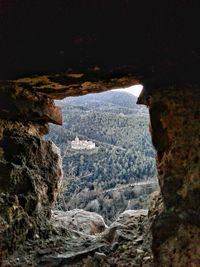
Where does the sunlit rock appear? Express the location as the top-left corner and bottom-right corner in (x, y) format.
(51, 209), (107, 235)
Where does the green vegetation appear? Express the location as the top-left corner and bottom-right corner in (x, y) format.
(46, 91), (158, 223)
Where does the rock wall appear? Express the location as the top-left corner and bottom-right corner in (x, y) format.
(0, 91), (63, 261)
(138, 86), (200, 267)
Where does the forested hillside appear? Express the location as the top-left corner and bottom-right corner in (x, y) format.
(47, 91), (158, 223)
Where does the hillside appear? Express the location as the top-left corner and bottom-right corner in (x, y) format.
(56, 91), (147, 115)
(47, 91), (157, 223)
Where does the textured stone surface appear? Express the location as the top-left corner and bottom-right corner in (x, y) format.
(0, 120), (63, 260)
(2, 209), (152, 267)
(51, 209), (107, 235)
(0, 83), (62, 124)
(139, 86), (200, 267)
(102, 209), (148, 243)
(0, 73), (139, 106)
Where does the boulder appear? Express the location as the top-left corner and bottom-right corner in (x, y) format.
(51, 209), (107, 235)
(102, 209), (148, 243)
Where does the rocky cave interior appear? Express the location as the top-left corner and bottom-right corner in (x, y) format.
(0, 1), (199, 266)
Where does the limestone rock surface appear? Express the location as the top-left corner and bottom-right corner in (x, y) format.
(139, 87), (200, 267)
(51, 209), (107, 235)
(0, 84), (62, 125)
(2, 208), (153, 267)
(102, 209), (148, 243)
(0, 121), (63, 260)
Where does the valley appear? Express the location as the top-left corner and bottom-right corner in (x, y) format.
(46, 91), (158, 223)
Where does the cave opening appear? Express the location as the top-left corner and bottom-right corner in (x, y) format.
(46, 84), (158, 226)
(1, 77), (198, 266)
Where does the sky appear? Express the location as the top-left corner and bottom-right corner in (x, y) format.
(112, 85), (143, 97)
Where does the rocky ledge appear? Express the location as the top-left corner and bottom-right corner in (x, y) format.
(2, 208), (153, 267)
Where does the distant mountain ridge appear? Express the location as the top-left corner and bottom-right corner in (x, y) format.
(56, 91), (147, 115)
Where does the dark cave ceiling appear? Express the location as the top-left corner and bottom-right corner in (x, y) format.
(0, 0), (199, 90)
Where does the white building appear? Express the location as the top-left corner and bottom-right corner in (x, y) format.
(71, 136), (95, 150)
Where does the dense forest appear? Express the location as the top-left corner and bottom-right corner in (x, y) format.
(47, 91), (158, 223)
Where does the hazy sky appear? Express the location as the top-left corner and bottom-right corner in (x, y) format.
(112, 85), (143, 97)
